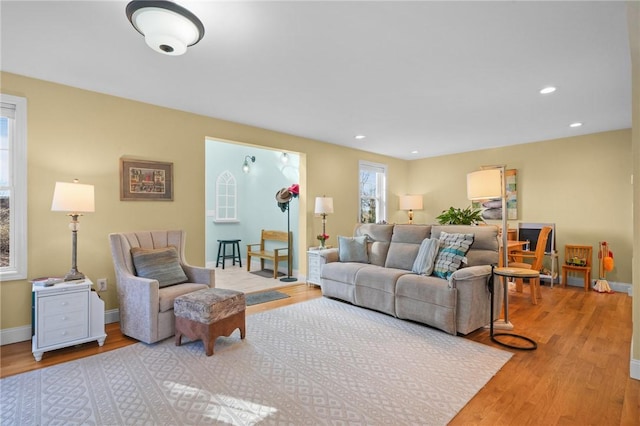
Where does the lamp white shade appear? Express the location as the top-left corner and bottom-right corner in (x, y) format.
(314, 197), (334, 215)
(399, 195), (423, 211)
(466, 169), (502, 200)
(51, 182), (95, 213)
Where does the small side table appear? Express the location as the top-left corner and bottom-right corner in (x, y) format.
(490, 266), (538, 351)
(216, 239), (242, 269)
(32, 279), (107, 361)
(306, 249), (324, 286)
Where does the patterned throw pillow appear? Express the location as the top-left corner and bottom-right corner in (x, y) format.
(432, 232), (474, 279)
(338, 235), (369, 263)
(412, 238), (439, 275)
(131, 246), (189, 287)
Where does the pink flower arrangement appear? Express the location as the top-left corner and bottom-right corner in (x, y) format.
(317, 233), (329, 242)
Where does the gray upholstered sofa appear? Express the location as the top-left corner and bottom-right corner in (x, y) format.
(319, 224), (501, 335)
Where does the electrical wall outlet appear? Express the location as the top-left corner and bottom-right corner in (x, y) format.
(97, 278), (107, 292)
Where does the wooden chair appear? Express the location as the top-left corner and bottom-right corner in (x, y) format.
(507, 226), (552, 304)
(246, 230), (292, 278)
(562, 245), (592, 291)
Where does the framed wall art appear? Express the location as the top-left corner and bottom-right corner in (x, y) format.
(120, 158), (173, 201)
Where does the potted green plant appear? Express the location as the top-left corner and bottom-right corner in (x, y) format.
(436, 206), (485, 225)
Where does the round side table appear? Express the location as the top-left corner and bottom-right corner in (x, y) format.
(490, 266), (538, 351)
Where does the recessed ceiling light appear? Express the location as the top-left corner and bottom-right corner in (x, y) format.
(411, 150), (418, 154)
(355, 135), (366, 140)
(540, 86), (557, 94)
(569, 122), (583, 128)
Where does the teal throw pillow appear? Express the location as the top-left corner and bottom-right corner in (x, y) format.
(131, 246), (189, 287)
(433, 232), (474, 279)
(412, 238), (439, 275)
(338, 235), (369, 263)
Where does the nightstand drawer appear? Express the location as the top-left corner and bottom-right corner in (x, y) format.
(39, 323), (89, 347)
(41, 309), (86, 331)
(40, 292), (88, 317)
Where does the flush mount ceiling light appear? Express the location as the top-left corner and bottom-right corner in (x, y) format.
(355, 135), (366, 140)
(569, 122), (583, 128)
(126, 1), (205, 56)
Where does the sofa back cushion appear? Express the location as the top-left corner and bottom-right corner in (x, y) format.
(385, 224), (432, 270)
(353, 223), (394, 266)
(430, 225), (499, 267)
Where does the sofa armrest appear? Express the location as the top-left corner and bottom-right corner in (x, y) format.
(450, 265), (492, 283)
(182, 264), (215, 288)
(317, 247), (339, 263)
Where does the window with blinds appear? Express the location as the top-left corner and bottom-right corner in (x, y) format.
(359, 160), (387, 224)
(1, 95), (27, 281)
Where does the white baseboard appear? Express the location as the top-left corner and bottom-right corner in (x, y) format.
(561, 277), (632, 295)
(0, 325), (31, 346)
(1, 309), (120, 346)
(631, 338), (640, 380)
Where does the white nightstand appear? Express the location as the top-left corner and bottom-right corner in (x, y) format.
(307, 249), (329, 286)
(31, 278), (106, 361)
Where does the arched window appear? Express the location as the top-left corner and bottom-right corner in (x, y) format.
(215, 171), (237, 222)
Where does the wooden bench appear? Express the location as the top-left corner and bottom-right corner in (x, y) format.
(246, 230), (291, 278)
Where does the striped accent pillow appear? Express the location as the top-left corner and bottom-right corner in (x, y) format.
(131, 246), (189, 287)
(433, 232), (474, 279)
(412, 238), (439, 275)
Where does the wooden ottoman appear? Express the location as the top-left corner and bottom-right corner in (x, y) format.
(174, 288), (246, 356)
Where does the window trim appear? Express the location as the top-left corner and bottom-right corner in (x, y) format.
(0, 94), (27, 281)
(358, 160), (387, 224)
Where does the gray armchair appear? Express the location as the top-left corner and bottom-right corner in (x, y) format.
(109, 230), (215, 344)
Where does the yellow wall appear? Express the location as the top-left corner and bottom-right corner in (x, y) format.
(0, 72), (634, 351)
(0, 72), (408, 330)
(408, 130), (633, 284)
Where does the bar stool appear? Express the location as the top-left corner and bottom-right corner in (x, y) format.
(216, 239), (242, 269)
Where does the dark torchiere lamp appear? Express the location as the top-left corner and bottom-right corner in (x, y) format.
(276, 184), (299, 283)
(51, 180), (95, 281)
(126, 1), (205, 56)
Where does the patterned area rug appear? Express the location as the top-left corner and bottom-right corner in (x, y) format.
(0, 298), (511, 425)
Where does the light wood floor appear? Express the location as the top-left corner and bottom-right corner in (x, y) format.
(1, 278), (638, 425)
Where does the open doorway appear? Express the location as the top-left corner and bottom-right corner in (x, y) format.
(205, 138), (304, 292)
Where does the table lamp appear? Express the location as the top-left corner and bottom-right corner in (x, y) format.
(314, 196), (334, 237)
(51, 180), (95, 281)
(399, 195), (423, 224)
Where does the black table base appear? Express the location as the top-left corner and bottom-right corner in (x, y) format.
(490, 265), (537, 351)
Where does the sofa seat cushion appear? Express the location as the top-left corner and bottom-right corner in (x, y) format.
(395, 274), (457, 334)
(354, 266), (408, 316)
(158, 283), (210, 313)
(321, 261), (370, 284)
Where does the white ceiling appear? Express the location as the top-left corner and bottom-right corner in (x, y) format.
(1, 1), (631, 160)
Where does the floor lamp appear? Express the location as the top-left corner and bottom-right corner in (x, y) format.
(51, 180), (95, 281)
(467, 167), (513, 330)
